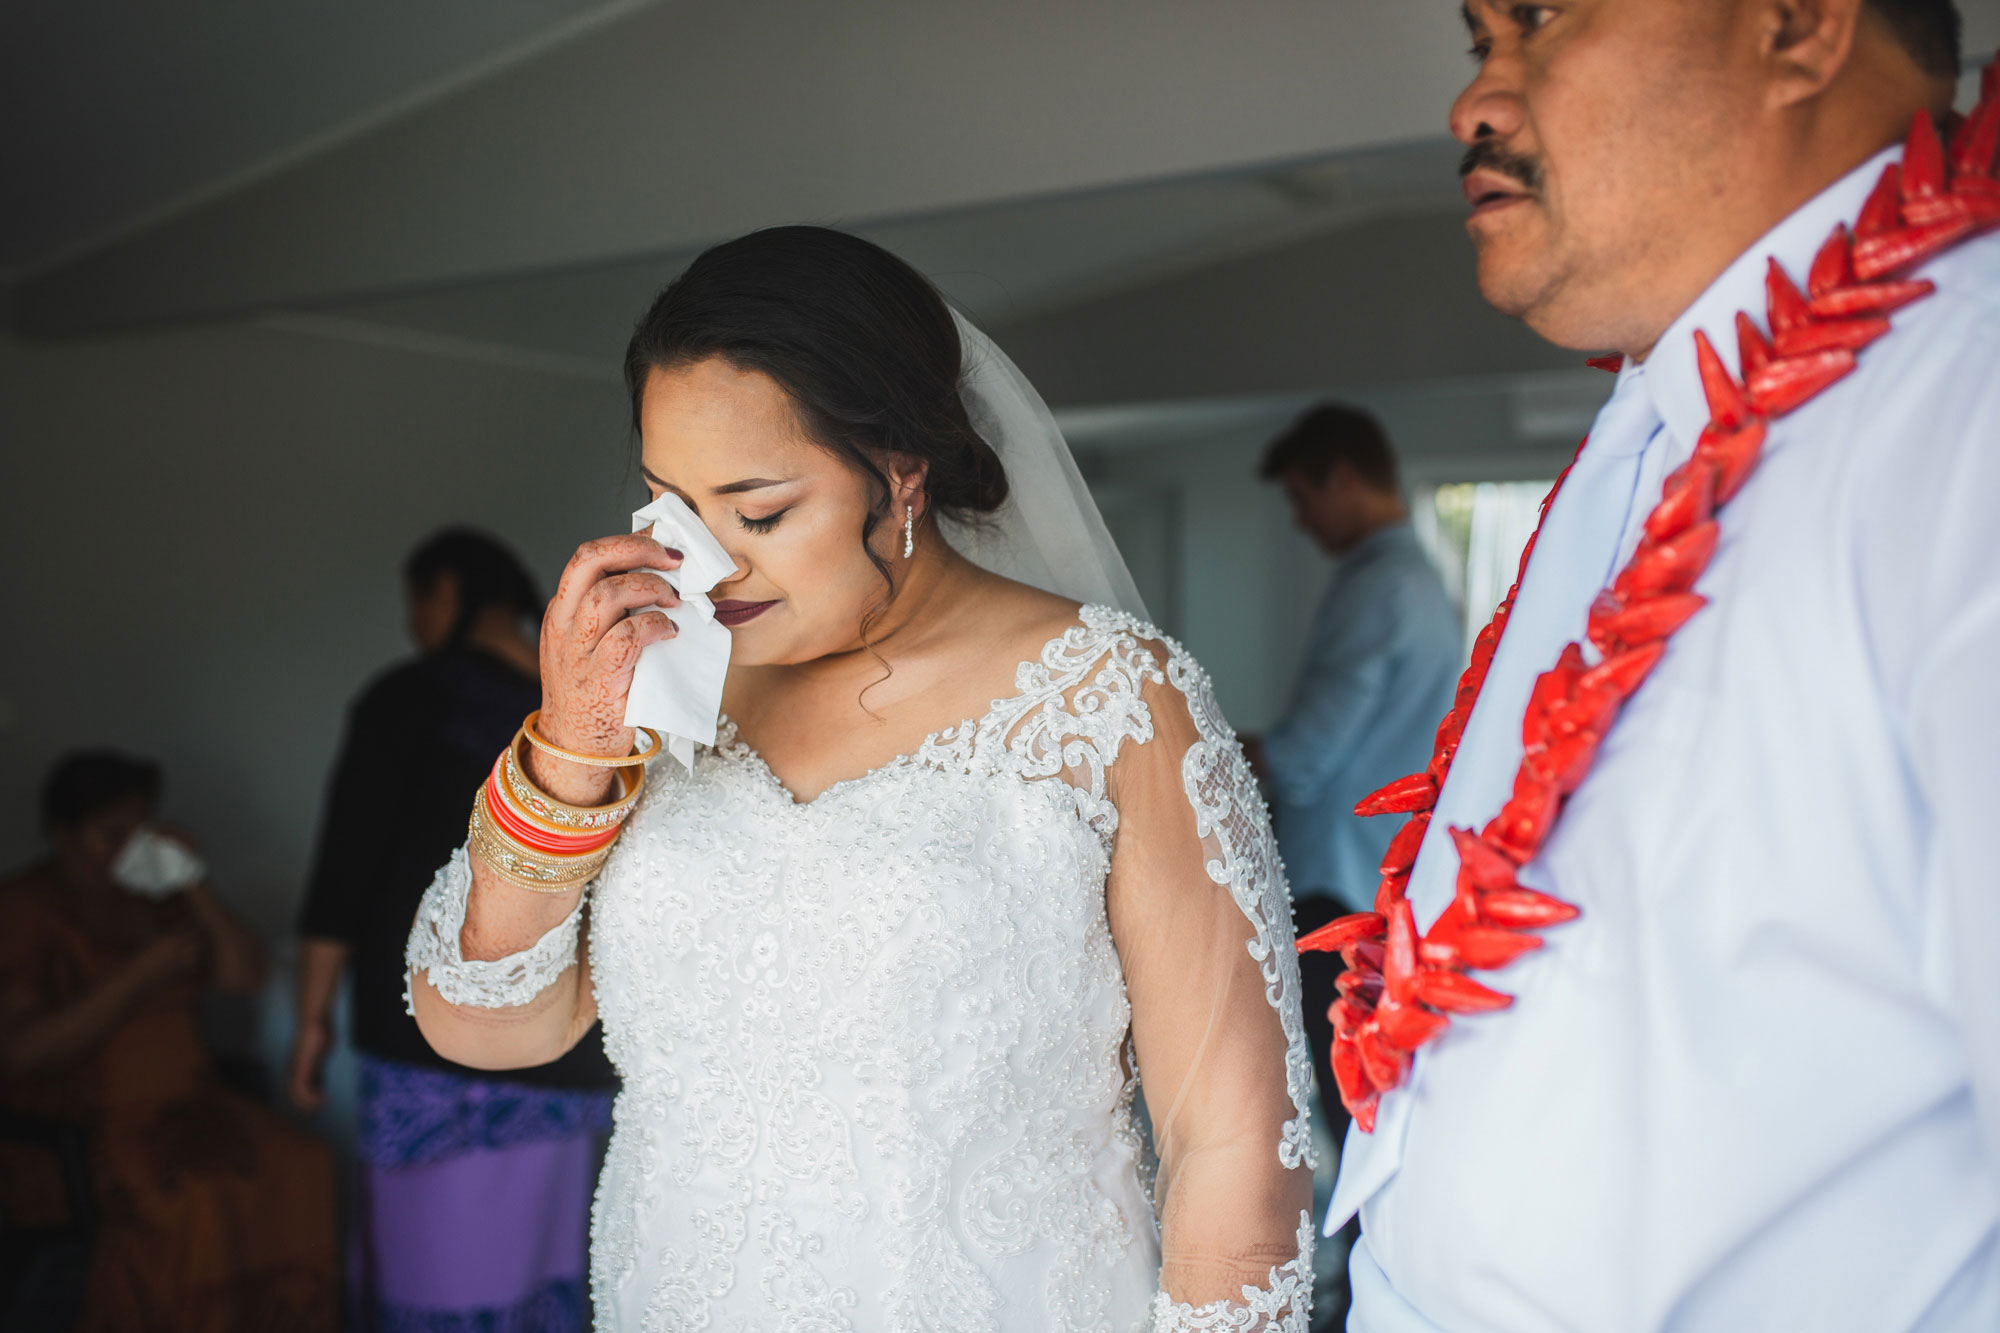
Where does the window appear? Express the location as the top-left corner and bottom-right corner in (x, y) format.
(1412, 481), (1554, 651)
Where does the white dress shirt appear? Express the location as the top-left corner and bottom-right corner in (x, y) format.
(1335, 144), (2000, 1331)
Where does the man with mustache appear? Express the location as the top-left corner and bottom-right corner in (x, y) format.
(1316, 2), (1999, 1328)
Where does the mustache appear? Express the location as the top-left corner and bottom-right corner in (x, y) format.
(1460, 139), (1544, 194)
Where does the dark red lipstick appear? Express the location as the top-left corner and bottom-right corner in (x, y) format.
(713, 599), (778, 628)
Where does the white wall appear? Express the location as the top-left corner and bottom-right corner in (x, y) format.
(0, 323), (637, 935)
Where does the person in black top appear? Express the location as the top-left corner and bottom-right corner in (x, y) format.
(290, 528), (615, 1331)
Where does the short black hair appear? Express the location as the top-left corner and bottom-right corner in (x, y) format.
(1869, 0), (1961, 79)
(403, 527), (543, 649)
(42, 750), (162, 830)
(1258, 403), (1400, 493)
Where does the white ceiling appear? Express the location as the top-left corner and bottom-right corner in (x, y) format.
(10, 0), (1491, 333)
(6, 1), (1996, 408)
(0, 0), (641, 274)
(303, 135), (1465, 368)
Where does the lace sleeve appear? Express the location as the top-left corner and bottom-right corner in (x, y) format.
(1105, 637), (1316, 1332)
(403, 847), (588, 1013)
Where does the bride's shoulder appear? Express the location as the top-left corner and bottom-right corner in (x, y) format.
(1056, 608), (1233, 747)
(1009, 599), (1217, 722)
(959, 573), (1083, 654)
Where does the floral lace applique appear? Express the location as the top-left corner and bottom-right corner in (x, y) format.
(1150, 1211), (1317, 1332)
(1166, 645), (1317, 1174)
(403, 847), (586, 1014)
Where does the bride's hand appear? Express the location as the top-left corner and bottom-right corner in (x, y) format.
(531, 532), (683, 805)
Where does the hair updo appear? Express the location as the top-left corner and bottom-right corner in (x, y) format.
(624, 226), (1010, 579)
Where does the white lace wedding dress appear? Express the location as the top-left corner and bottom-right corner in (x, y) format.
(409, 607), (1315, 1331)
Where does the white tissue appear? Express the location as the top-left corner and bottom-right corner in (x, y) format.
(624, 492), (740, 769)
(111, 826), (208, 899)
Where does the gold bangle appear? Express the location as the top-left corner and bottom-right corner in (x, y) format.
(470, 794), (609, 894)
(468, 788), (614, 894)
(502, 737), (642, 833)
(521, 710), (662, 769)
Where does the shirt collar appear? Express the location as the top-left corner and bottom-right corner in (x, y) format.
(1634, 143), (1901, 454)
(1344, 519), (1415, 562)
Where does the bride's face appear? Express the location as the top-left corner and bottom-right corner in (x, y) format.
(637, 357), (911, 667)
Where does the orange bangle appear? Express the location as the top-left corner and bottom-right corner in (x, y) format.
(483, 767), (622, 856)
(521, 710), (662, 769)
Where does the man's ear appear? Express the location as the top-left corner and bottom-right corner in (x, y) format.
(1323, 459), (1362, 496)
(1760, 0), (1866, 109)
(431, 570), (463, 618)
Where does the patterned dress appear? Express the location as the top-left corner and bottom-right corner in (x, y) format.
(0, 872), (337, 1332)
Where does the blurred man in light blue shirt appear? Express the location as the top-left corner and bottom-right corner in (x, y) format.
(1247, 404), (1461, 1161)
(1255, 404), (1461, 913)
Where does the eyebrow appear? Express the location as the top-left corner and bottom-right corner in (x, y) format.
(1461, 4), (1482, 36)
(639, 465), (796, 499)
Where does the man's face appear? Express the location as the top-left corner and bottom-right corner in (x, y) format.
(50, 795), (154, 895)
(406, 574), (458, 654)
(1280, 465), (1372, 556)
(1452, 1), (1759, 349)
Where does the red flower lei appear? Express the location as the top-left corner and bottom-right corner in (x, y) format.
(1298, 65), (2000, 1134)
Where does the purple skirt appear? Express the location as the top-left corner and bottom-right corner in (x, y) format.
(349, 1056), (613, 1332)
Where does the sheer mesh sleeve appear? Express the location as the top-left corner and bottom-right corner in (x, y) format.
(403, 847), (588, 1014)
(1107, 643), (1316, 1331)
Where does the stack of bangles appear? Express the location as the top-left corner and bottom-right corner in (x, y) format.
(469, 710), (662, 893)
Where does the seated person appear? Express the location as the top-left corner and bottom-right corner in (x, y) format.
(0, 751), (336, 1332)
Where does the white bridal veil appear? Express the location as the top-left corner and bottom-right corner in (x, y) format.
(944, 311), (1151, 623)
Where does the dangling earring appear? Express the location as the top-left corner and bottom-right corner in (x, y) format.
(903, 504), (916, 558)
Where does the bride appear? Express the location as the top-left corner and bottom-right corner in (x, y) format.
(405, 226), (1315, 1330)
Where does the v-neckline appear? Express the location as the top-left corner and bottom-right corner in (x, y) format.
(718, 607), (1103, 808)
(722, 716), (977, 808)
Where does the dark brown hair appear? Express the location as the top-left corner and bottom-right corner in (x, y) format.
(42, 750), (162, 830)
(1258, 403), (1400, 494)
(624, 226), (1009, 597)
(1867, 0), (1960, 80)
(403, 526), (542, 650)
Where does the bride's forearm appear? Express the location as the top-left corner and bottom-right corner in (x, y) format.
(405, 847), (597, 1070)
(410, 953), (592, 1071)
(1151, 1143), (1314, 1327)
(461, 848), (586, 960)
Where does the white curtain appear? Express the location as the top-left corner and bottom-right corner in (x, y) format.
(1412, 481), (1553, 652)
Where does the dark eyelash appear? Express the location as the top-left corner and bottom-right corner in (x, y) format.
(736, 507), (790, 534)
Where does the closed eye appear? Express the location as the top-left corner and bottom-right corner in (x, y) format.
(736, 507), (791, 534)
